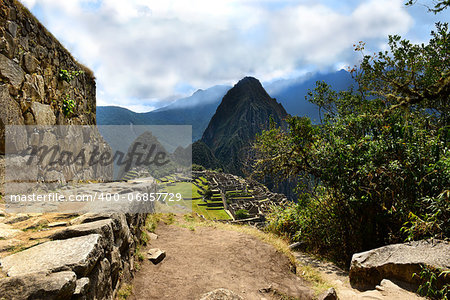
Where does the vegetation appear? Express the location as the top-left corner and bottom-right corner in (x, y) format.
(254, 13), (449, 264)
(117, 283), (133, 300)
(413, 265), (450, 299)
(58, 69), (84, 83)
(235, 209), (249, 219)
(62, 94), (76, 117)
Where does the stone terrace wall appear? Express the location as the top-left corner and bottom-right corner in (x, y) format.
(0, 0), (106, 195)
(0, 0), (97, 133)
(0, 213), (147, 299)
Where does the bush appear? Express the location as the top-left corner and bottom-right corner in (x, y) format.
(235, 209), (249, 219)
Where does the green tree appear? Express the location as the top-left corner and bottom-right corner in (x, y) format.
(254, 23), (449, 264)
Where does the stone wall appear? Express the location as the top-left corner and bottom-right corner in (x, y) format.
(0, 0), (109, 196)
(0, 0), (97, 132)
(0, 213), (148, 299)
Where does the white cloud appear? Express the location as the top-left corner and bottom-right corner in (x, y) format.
(22, 0), (416, 110)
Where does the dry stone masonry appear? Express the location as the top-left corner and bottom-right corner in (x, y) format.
(0, 0), (100, 196)
(0, 212), (147, 299)
(0, 2), (152, 299)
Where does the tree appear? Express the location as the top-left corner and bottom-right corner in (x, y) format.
(405, 0), (450, 13)
(254, 23), (449, 264)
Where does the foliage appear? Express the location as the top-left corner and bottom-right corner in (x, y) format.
(58, 69), (84, 83)
(255, 22), (449, 264)
(413, 264), (450, 299)
(235, 209), (249, 219)
(405, 0), (450, 13)
(204, 187), (213, 199)
(62, 94), (76, 117)
(117, 284), (133, 300)
(192, 164), (205, 171)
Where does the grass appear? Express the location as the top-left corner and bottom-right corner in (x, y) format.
(160, 182), (232, 220)
(117, 283), (133, 300)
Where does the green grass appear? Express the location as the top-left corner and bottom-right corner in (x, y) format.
(160, 182), (231, 220)
(117, 284), (133, 300)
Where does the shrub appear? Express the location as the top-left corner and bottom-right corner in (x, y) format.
(235, 209), (249, 219)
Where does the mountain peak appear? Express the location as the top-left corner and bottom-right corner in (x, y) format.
(200, 77), (288, 175)
(234, 76), (264, 90)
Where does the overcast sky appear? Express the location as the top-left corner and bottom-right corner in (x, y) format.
(22, 0), (448, 112)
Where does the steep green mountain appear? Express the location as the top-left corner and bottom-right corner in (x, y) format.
(199, 77), (288, 176)
(191, 140), (222, 170)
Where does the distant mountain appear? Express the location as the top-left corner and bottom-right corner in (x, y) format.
(267, 69), (354, 122)
(197, 77), (288, 176)
(97, 85), (230, 141)
(97, 71), (354, 142)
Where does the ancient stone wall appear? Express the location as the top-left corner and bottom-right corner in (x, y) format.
(0, 213), (148, 299)
(0, 0), (97, 133)
(0, 0), (109, 196)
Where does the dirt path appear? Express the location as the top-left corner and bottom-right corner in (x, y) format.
(130, 221), (314, 300)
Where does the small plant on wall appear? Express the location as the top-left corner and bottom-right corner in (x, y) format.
(62, 94), (76, 117)
(59, 69), (84, 83)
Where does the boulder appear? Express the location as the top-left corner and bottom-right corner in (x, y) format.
(0, 234), (104, 277)
(200, 288), (243, 300)
(147, 248), (166, 265)
(0, 271), (76, 300)
(349, 239), (450, 289)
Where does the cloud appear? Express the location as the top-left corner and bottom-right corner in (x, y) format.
(22, 0), (417, 110)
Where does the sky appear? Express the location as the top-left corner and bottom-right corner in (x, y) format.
(21, 0), (448, 112)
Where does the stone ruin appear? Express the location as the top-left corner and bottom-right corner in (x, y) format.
(193, 170), (288, 226)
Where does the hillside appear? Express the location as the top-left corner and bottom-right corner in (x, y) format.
(199, 77), (288, 176)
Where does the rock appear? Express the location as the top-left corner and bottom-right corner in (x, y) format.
(318, 287), (338, 300)
(148, 232), (158, 240)
(88, 257), (112, 299)
(0, 53), (25, 89)
(288, 241), (305, 250)
(200, 288), (244, 300)
(0, 223), (21, 239)
(22, 217), (48, 230)
(50, 219), (114, 243)
(23, 74), (46, 103)
(349, 239), (450, 289)
(0, 234), (104, 277)
(7, 21), (18, 38)
(23, 53), (39, 73)
(5, 213), (30, 224)
(69, 213), (112, 226)
(47, 221), (68, 228)
(30, 102), (56, 125)
(0, 238), (22, 252)
(0, 271), (76, 300)
(74, 277), (90, 296)
(147, 248), (166, 265)
(0, 84), (25, 153)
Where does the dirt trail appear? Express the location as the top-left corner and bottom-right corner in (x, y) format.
(130, 221), (313, 300)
